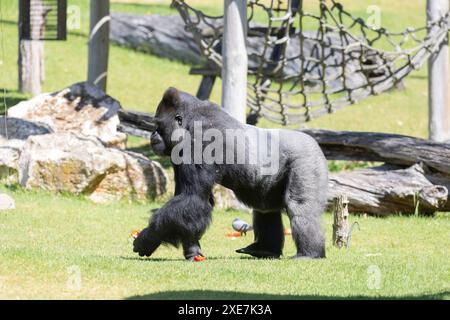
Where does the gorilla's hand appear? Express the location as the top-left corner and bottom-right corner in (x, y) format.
(133, 228), (162, 257)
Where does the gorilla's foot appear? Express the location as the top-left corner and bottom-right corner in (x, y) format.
(184, 249), (205, 261)
(183, 241), (205, 261)
(236, 243), (281, 259)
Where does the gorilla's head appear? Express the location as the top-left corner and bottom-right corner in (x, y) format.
(151, 87), (201, 156)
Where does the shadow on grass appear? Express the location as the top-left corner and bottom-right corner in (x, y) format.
(112, 3), (177, 15)
(0, 88), (29, 113)
(0, 19), (17, 26)
(408, 74), (428, 80)
(121, 255), (258, 262)
(3, 183), (22, 192)
(126, 290), (450, 300)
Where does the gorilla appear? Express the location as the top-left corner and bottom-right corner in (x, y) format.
(133, 88), (329, 260)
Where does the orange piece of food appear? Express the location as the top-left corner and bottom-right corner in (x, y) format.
(131, 229), (141, 239)
(284, 228), (292, 235)
(194, 255), (206, 262)
(225, 232), (242, 237)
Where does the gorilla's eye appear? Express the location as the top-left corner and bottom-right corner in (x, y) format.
(175, 114), (183, 126)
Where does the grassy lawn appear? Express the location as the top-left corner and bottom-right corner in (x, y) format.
(0, 186), (449, 300)
(0, 1), (449, 300)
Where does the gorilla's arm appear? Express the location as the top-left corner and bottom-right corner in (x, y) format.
(133, 164), (215, 260)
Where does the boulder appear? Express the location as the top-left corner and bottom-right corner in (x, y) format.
(18, 133), (168, 203)
(0, 142), (21, 184)
(0, 117), (52, 184)
(8, 82), (127, 148)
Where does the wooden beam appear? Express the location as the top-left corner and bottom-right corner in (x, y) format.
(18, 0), (44, 96)
(88, 0), (110, 92)
(196, 76), (216, 101)
(117, 109), (156, 139)
(427, 0), (450, 142)
(221, 0), (248, 123)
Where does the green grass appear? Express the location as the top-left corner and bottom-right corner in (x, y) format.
(0, 1), (449, 300)
(0, 186), (449, 300)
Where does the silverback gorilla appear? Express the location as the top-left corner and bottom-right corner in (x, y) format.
(133, 88), (329, 260)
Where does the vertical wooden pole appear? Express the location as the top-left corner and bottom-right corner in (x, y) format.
(332, 195), (350, 248)
(427, 0), (450, 142)
(18, 0), (44, 96)
(221, 0), (248, 123)
(88, 0), (110, 92)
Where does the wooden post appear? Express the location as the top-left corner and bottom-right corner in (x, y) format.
(221, 0), (248, 123)
(88, 0), (110, 92)
(18, 0), (45, 96)
(332, 195), (350, 248)
(427, 0), (450, 142)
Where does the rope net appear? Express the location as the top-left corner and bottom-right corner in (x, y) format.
(173, 0), (450, 125)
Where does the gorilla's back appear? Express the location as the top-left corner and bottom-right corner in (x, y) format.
(216, 127), (327, 212)
(216, 127), (287, 211)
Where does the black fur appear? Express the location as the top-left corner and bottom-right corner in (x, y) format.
(133, 88), (329, 260)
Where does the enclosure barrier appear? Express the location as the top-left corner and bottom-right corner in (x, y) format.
(173, 0), (450, 141)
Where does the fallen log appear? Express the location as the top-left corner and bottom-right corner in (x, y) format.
(117, 109), (155, 139)
(425, 172), (450, 206)
(328, 164), (449, 215)
(117, 123), (152, 140)
(302, 129), (450, 176)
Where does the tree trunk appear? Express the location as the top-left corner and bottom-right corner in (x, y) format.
(328, 164), (449, 215)
(302, 129), (450, 175)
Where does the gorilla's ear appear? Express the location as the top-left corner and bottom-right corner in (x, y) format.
(162, 87), (181, 107)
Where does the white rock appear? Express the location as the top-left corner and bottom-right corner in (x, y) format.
(8, 82), (127, 148)
(0, 193), (15, 210)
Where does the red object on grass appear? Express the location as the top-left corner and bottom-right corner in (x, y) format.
(225, 232), (242, 237)
(194, 255), (206, 262)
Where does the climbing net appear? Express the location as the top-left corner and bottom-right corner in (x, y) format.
(173, 0), (450, 125)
